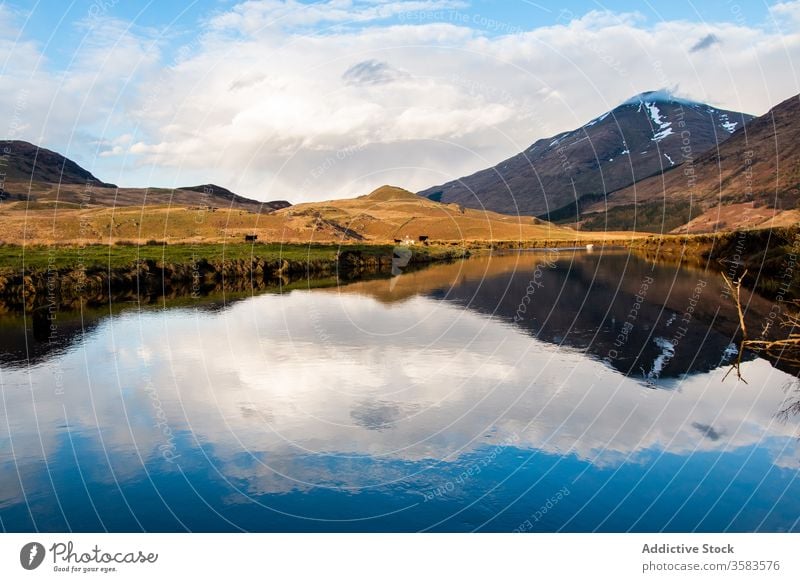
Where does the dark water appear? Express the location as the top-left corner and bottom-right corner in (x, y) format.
(1, 250), (799, 532)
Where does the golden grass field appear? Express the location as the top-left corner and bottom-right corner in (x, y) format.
(0, 185), (639, 246)
(671, 202), (800, 234)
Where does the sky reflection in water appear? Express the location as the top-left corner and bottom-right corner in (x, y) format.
(1, 251), (799, 532)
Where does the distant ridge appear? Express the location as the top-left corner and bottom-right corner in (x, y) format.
(0, 140), (116, 187)
(0, 140), (287, 211)
(179, 184), (290, 210)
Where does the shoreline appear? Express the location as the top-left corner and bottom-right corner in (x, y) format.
(0, 243), (467, 311)
(628, 227), (800, 298)
(1, 226), (797, 310)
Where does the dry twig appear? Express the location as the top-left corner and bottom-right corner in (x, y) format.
(722, 270), (800, 381)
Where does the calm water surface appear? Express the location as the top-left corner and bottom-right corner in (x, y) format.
(1, 250), (799, 531)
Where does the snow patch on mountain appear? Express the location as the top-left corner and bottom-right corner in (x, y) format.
(586, 111), (611, 127)
(549, 132), (569, 148)
(645, 102), (667, 126)
(645, 101), (674, 142)
(718, 113), (738, 133)
(652, 126), (674, 141)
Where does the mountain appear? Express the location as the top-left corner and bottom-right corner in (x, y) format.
(0, 140), (115, 187)
(0, 140), (284, 212)
(581, 93), (800, 233)
(417, 90), (754, 223)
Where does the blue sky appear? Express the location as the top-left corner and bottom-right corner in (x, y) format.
(1, 0), (798, 201)
(11, 0), (782, 70)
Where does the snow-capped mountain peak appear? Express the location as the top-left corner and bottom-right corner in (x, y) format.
(620, 88), (700, 107)
(418, 92), (754, 220)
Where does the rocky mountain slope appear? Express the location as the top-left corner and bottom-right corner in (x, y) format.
(418, 91), (753, 224)
(582, 93), (800, 233)
(1, 140), (115, 187)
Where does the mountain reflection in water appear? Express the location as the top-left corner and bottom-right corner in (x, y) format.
(330, 250), (776, 380)
(1, 250), (798, 532)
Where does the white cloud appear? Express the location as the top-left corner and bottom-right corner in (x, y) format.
(0, 11), (162, 175)
(2, 1), (800, 202)
(770, 1), (800, 27)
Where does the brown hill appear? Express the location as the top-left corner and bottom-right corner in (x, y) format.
(0, 143), (626, 245)
(270, 185), (583, 243)
(0, 180), (282, 212)
(179, 184), (289, 211)
(359, 185), (421, 202)
(0, 185), (618, 245)
(583, 93), (800, 233)
(0, 141), (285, 212)
(418, 91), (753, 222)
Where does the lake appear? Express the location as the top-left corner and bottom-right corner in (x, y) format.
(1, 249), (799, 532)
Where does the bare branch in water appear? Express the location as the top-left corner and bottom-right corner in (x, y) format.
(722, 271), (800, 395)
(722, 270), (749, 383)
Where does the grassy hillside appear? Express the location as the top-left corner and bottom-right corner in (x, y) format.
(0, 185), (631, 247)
